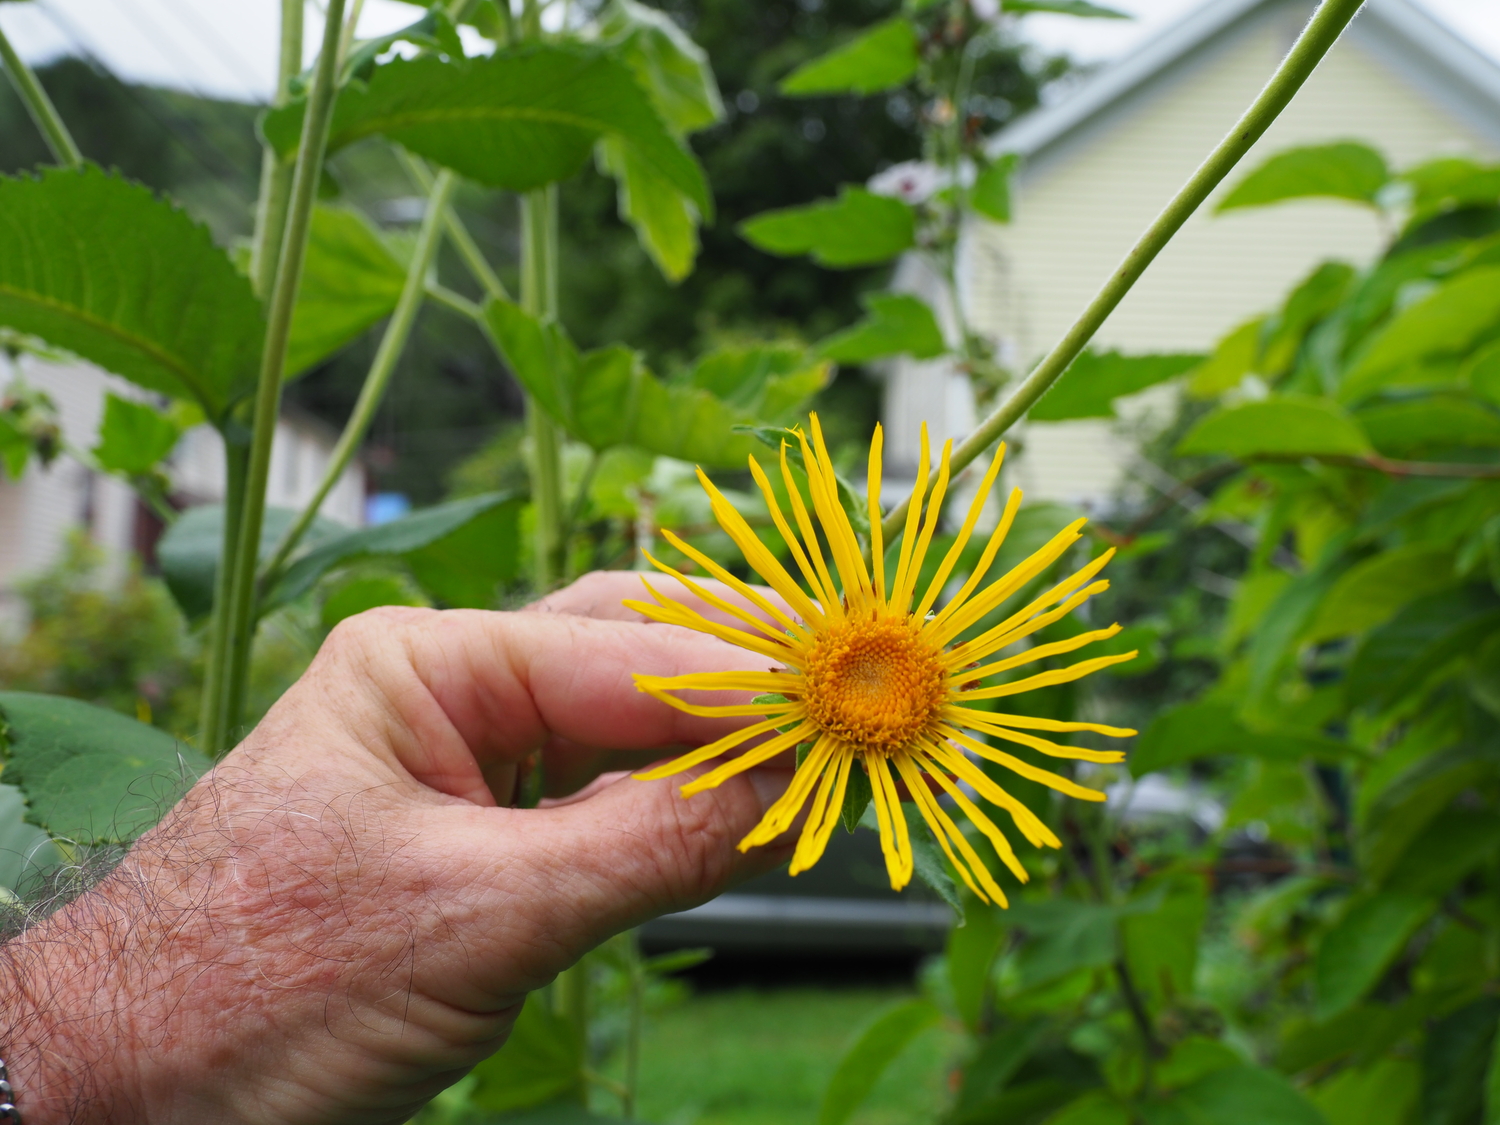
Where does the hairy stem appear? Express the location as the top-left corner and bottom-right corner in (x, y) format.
(0, 23), (83, 168)
(217, 0), (348, 747)
(199, 436), (249, 752)
(522, 185), (567, 588)
(249, 0), (305, 301)
(880, 0), (1366, 542)
(261, 169), (457, 585)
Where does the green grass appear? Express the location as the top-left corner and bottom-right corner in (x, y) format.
(630, 987), (961, 1125)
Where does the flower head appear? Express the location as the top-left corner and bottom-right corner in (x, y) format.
(627, 415), (1135, 905)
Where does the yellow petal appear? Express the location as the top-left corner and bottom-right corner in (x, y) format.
(912, 746), (1030, 882)
(739, 735), (839, 846)
(799, 422), (869, 609)
(749, 454), (832, 620)
(942, 704), (1135, 739)
(893, 752), (1009, 906)
(683, 722), (818, 796)
(624, 592), (796, 665)
(927, 486), (1023, 633)
(955, 651), (1139, 702)
(913, 441), (1007, 621)
(892, 439), (953, 616)
(869, 755), (914, 890)
(947, 550), (1115, 662)
(790, 748), (852, 876)
(890, 423), (931, 612)
(635, 670), (803, 694)
(950, 713), (1126, 763)
(940, 724), (1107, 803)
(634, 714), (804, 781)
(641, 548), (811, 645)
(930, 518), (1088, 644)
(950, 623), (1121, 679)
(868, 424), (886, 603)
(779, 441), (842, 614)
(636, 681), (805, 719)
(920, 738), (1061, 849)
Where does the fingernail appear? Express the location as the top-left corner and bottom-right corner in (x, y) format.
(747, 767), (790, 813)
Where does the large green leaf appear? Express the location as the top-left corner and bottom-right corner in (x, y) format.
(1355, 395), (1500, 455)
(1342, 267), (1500, 398)
(263, 48), (709, 211)
(597, 0), (723, 134)
(817, 999), (942, 1125)
(271, 491), (525, 609)
(0, 783), (60, 893)
(684, 343), (830, 421)
(1346, 585), (1500, 713)
(779, 18), (919, 97)
(739, 187), (915, 268)
(1382, 808), (1500, 898)
(817, 293), (946, 364)
(1029, 350), (1202, 422)
(1217, 142), (1389, 213)
(0, 166), (262, 420)
(92, 393), (182, 476)
(468, 993), (585, 1114)
(157, 504), (345, 621)
(484, 297), (765, 466)
(1423, 998), (1500, 1125)
(1186, 317), (1265, 397)
(1306, 544), (1456, 642)
(970, 154), (1018, 223)
(1131, 700), (1354, 777)
(285, 206), (407, 378)
(1361, 741), (1500, 883)
(1176, 396), (1373, 458)
(1120, 874), (1208, 1012)
(1162, 1064), (1328, 1125)
(597, 137), (701, 282)
(1008, 898), (1119, 989)
(0, 692), (212, 845)
(1315, 891), (1435, 1019)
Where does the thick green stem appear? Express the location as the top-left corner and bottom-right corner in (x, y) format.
(249, 0), (305, 301)
(0, 22), (82, 168)
(200, 436), (250, 752)
(397, 149), (511, 301)
(880, 0), (1366, 543)
(261, 170), (457, 585)
(522, 185), (566, 588)
(218, 0), (348, 744)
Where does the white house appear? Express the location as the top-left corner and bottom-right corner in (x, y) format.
(0, 354), (364, 626)
(884, 0), (1500, 506)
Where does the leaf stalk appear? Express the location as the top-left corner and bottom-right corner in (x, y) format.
(0, 22), (83, 168)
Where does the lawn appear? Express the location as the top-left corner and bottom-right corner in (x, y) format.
(632, 987), (961, 1125)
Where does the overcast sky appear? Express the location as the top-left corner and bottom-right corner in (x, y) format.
(0, 0), (1497, 104)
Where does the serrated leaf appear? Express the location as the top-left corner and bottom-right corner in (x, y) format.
(1029, 350), (1202, 422)
(92, 392), (181, 475)
(685, 343), (830, 421)
(740, 187), (915, 268)
(780, 18), (919, 98)
(263, 48), (709, 212)
(817, 293), (946, 364)
(1217, 142), (1389, 213)
(0, 166), (263, 420)
(597, 136), (700, 282)
(597, 0), (724, 134)
(286, 206), (407, 377)
(484, 297), (764, 465)
(817, 999), (942, 1125)
(1176, 396), (1373, 458)
(0, 692), (211, 845)
(0, 783), (61, 893)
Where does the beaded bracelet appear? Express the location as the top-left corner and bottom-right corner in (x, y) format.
(0, 1056), (20, 1123)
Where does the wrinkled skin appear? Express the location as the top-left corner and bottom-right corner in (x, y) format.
(0, 573), (791, 1125)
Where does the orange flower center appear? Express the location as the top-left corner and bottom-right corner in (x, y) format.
(799, 611), (948, 752)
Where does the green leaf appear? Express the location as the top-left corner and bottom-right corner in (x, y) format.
(1464, 340), (1500, 407)
(1157, 1037), (1242, 1092)
(1120, 873), (1208, 1011)
(970, 154), (1017, 223)
(779, 18), (918, 98)
(1176, 396), (1373, 458)
(319, 574), (427, 628)
(1362, 741), (1500, 883)
(840, 760), (873, 833)
(484, 298), (766, 465)
(1383, 808), (1500, 898)
(285, 206), (407, 378)
(271, 491), (525, 609)
(468, 993), (585, 1113)
(1217, 142), (1389, 213)
(264, 47), (709, 211)
(906, 805), (963, 917)
(1163, 1065), (1328, 1125)
(0, 414), (29, 479)
(0, 783), (61, 893)
(1187, 317), (1265, 398)
(817, 998), (941, 1125)
(1004, 0), (1130, 16)
(1131, 700), (1354, 777)
(1355, 395), (1500, 456)
(685, 343), (830, 422)
(0, 166), (263, 420)
(953, 1019), (1047, 1114)
(1424, 998), (1500, 1125)
(597, 137), (701, 282)
(1044, 1093), (1132, 1125)
(92, 393), (181, 475)
(817, 293), (946, 364)
(1008, 898), (1118, 989)
(1029, 350), (1203, 422)
(0, 692), (211, 845)
(157, 504), (344, 621)
(1342, 267), (1500, 398)
(1247, 549), (1348, 703)
(597, 0), (723, 134)
(1316, 891), (1435, 1019)
(1261, 261), (1358, 377)
(1347, 585), (1500, 713)
(948, 895), (1004, 1030)
(1307, 544), (1456, 642)
(739, 187), (915, 268)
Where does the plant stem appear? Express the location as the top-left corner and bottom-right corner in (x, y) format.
(880, 0), (1366, 543)
(624, 937), (643, 1119)
(0, 23), (83, 168)
(217, 0), (348, 746)
(397, 149), (511, 301)
(426, 283), (482, 320)
(522, 185), (567, 588)
(199, 435), (249, 751)
(249, 0), (306, 301)
(261, 169), (457, 586)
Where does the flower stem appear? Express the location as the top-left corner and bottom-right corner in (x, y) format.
(0, 22), (83, 168)
(260, 169), (458, 587)
(198, 434), (249, 751)
(249, 0), (305, 301)
(216, 0), (348, 749)
(880, 0), (1367, 542)
(522, 184), (567, 588)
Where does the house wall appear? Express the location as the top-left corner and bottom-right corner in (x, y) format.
(950, 0), (1498, 506)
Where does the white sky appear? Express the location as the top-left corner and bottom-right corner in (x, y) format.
(0, 0), (1497, 104)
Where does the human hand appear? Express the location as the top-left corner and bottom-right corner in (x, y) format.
(0, 576), (793, 1125)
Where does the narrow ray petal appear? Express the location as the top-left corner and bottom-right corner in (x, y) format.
(951, 715), (1127, 763)
(950, 624), (1122, 679)
(952, 582), (1112, 670)
(810, 414), (873, 599)
(799, 424), (869, 607)
(624, 594), (796, 664)
(749, 455), (831, 617)
(920, 739), (1061, 849)
(791, 749), (852, 876)
(635, 670), (804, 695)
(870, 755), (914, 890)
(868, 425), (886, 603)
(890, 424), (931, 609)
(635, 682), (804, 719)
(634, 715), (804, 780)
(947, 550), (1116, 659)
(682, 723), (817, 795)
(739, 736), (839, 846)
(956, 651), (1139, 702)
(642, 550), (811, 645)
(930, 519), (1088, 644)
(940, 725), (1107, 803)
(893, 439), (953, 616)
(912, 747), (1030, 882)
(893, 752), (1008, 905)
(942, 705), (1136, 738)
(914, 441), (1007, 621)
(780, 441), (842, 614)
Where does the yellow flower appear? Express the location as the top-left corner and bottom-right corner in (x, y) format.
(627, 415), (1136, 905)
